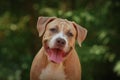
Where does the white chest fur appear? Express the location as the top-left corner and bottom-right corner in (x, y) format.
(39, 62), (66, 80)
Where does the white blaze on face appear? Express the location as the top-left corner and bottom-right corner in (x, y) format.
(48, 22), (69, 52)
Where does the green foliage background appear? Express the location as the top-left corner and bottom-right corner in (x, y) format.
(0, 0), (120, 80)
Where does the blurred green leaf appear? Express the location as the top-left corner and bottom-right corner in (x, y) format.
(114, 61), (120, 76)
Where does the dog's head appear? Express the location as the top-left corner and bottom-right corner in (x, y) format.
(37, 17), (87, 64)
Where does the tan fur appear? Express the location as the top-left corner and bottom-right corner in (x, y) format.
(40, 61), (66, 80)
(30, 47), (81, 80)
(30, 17), (87, 80)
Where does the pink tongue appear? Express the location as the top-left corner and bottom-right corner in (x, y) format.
(49, 49), (64, 63)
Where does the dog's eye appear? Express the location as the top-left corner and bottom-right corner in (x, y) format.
(49, 28), (57, 33)
(67, 32), (73, 37)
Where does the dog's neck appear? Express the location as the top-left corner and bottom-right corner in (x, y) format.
(39, 56), (66, 80)
(38, 47), (79, 80)
(39, 47), (78, 80)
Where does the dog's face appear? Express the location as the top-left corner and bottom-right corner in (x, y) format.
(37, 17), (87, 64)
(43, 19), (76, 63)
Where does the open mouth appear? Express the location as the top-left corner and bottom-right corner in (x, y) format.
(44, 44), (69, 64)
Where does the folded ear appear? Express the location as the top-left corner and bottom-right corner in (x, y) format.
(72, 22), (87, 47)
(37, 16), (56, 37)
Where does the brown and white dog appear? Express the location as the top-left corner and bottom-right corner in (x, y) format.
(30, 17), (87, 80)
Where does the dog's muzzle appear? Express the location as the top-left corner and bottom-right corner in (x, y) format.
(43, 37), (72, 64)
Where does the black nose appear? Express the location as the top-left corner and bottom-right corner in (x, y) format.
(56, 38), (66, 47)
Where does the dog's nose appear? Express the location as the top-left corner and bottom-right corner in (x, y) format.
(56, 38), (66, 47)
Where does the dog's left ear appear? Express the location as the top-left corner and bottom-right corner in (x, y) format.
(37, 16), (56, 37)
(72, 22), (87, 47)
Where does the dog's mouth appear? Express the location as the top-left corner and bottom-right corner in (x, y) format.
(44, 44), (71, 64)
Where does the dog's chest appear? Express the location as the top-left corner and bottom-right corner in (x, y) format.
(39, 63), (66, 80)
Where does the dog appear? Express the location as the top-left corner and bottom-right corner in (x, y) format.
(30, 17), (87, 80)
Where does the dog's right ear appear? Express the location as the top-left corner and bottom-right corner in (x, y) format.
(37, 17), (56, 37)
